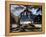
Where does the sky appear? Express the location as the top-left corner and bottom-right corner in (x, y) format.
(11, 5), (42, 16)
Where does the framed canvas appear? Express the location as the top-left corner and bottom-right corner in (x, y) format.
(5, 1), (45, 36)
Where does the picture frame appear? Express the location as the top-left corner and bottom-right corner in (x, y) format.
(5, 1), (45, 36)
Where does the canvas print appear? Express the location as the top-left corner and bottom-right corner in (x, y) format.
(10, 4), (42, 32)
